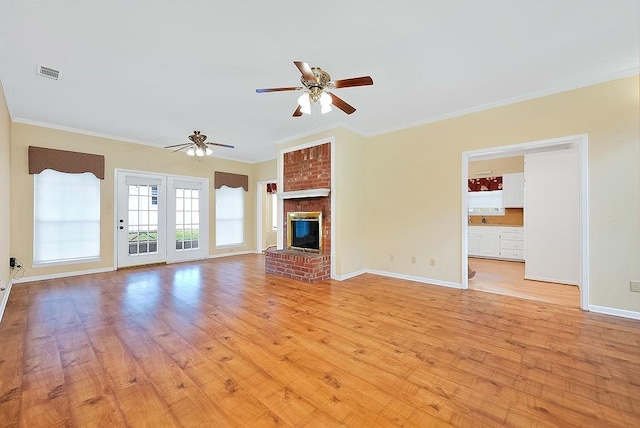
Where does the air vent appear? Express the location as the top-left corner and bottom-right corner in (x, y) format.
(37, 65), (60, 80)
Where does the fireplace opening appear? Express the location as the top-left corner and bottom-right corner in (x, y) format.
(287, 211), (322, 253)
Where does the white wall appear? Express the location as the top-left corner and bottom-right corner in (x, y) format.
(524, 148), (581, 284)
(0, 80), (11, 319)
(469, 156), (524, 177)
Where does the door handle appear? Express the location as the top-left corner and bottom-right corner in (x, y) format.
(119, 226), (124, 230)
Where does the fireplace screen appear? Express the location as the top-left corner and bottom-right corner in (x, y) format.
(287, 211), (322, 253)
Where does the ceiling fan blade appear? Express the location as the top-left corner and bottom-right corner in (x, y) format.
(164, 143), (192, 149)
(171, 146), (190, 153)
(256, 86), (302, 93)
(292, 105), (303, 117)
(329, 93), (356, 115)
(294, 61), (316, 81)
(207, 142), (235, 149)
(333, 76), (374, 88)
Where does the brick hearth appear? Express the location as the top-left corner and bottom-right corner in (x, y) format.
(265, 250), (331, 283)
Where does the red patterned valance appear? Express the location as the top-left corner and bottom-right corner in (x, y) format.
(468, 176), (502, 192)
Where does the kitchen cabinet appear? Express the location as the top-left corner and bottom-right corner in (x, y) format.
(469, 226), (524, 261)
(503, 172), (524, 208)
(468, 226), (501, 258)
(500, 227), (524, 261)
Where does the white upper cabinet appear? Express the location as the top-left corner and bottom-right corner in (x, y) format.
(502, 172), (524, 208)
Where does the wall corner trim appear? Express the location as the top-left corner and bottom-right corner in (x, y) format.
(334, 270), (368, 281)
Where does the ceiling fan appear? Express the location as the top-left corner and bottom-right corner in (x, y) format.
(256, 61), (373, 117)
(164, 131), (234, 157)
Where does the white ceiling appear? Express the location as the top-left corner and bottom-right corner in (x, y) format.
(0, 1), (638, 163)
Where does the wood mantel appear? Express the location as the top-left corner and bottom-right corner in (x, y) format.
(278, 188), (330, 199)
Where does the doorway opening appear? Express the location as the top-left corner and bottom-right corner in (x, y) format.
(256, 179), (278, 252)
(468, 258), (581, 307)
(461, 134), (589, 310)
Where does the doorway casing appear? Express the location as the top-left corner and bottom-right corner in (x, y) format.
(256, 178), (277, 253)
(461, 134), (589, 310)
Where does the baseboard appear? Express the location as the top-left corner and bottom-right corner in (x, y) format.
(524, 275), (579, 286)
(208, 250), (255, 259)
(365, 269), (462, 289)
(0, 279), (14, 324)
(588, 305), (640, 320)
(13, 266), (116, 284)
(334, 269), (367, 281)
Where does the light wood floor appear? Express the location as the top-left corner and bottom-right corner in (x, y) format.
(1, 255), (639, 427)
(468, 258), (581, 308)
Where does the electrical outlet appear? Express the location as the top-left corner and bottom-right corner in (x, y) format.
(411, 256), (416, 264)
(631, 281), (640, 293)
(9, 257), (16, 269)
(430, 259), (436, 267)
(389, 254), (394, 261)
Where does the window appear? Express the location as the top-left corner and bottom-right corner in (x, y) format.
(468, 190), (505, 216)
(34, 169), (100, 265)
(216, 185), (244, 246)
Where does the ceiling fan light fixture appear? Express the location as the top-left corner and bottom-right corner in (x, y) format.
(165, 131), (234, 156)
(320, 91), (332, 106)
(256, 61), (373, 117)
(320, 92), (332, 114)
(297, 92), (311, 114)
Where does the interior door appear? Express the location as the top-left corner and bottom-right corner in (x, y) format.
(117, 172), (166, 267)
(524, 149), (580, 284)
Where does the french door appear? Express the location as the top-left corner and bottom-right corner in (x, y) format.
(116, 171), (208, 268)
(166, 178), (209, 263)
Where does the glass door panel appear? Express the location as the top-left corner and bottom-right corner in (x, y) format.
(175, 188), (200, 251)
(117, 173), (166, 267)
(127, 184), (160, 256)
(167, 178), (208, 263)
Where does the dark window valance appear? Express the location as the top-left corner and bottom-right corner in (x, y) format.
(29, 146), (105, 179)
(468, 176), (502, 192)
(215, 171), (248, 191)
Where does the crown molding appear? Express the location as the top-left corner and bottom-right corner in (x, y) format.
(10, 118), (266, 164)
(367, 68), (640, 137)
(273, 122), (364, 147)
(12, 118), (162, 147)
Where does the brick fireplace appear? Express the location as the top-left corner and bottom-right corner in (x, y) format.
(265, 142), (331, 282)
